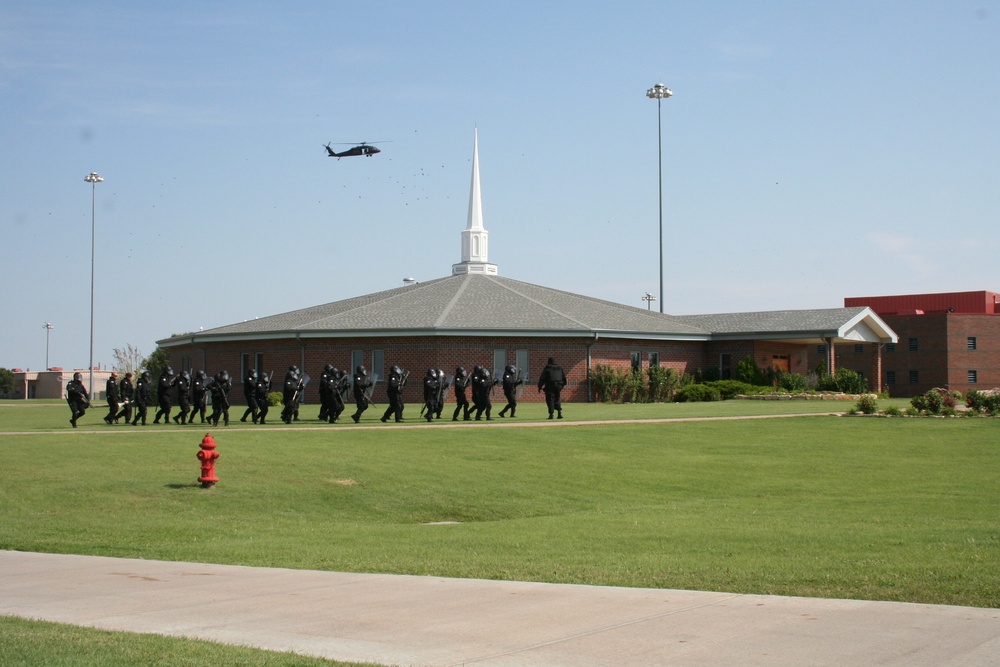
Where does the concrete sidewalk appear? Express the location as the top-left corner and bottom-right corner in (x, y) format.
(1, 551), (998, 666)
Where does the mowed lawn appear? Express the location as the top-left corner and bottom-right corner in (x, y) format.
(1, 400), (997, 608)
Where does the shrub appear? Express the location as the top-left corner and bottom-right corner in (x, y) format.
(267, 391), (283, 407)
(623, 370), (646, 403)
(777, 372), (807, 392)
(735, 357), (766, 386)
(910, 394), (928, 413)
(705, 380), (756, 400)
(591, 365), (619, 403)
(855, 395), (878, 415)
(883, 405), (903, 417)
(673, 384), (721, 403)
(647, 365), (681, 403)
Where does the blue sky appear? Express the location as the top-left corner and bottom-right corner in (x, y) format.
(2, 1), (998, 371)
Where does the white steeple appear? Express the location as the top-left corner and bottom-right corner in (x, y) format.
(452, 128), (498, 276)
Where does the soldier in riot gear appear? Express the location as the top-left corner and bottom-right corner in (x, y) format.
(208, 370), (232, 426)
(254, 371), (272, 424)
(131, 371), (152, 425)
(281, 366), (301, 424)
(434, 369), (449, 419)
(190, 370), (209, 424)
(381, 365), (407, 422)
(318, 364), (335, 422)
(421, 368), (440, 422)
(66, 371), (90, 428)
(497, 365), (523, 418)
(104, 371), (120, 425)
(153, 366), (176, 424)
(351, 365), (372, 423)
(173, 370), (191, 424)
(329, 368), (347, 423)
(538, 357), (567, 419)
(240, 368), (259, 423)
(116, 372), (135, 424)
(452, 366), (472, 421)
(471, 366), (497, 421)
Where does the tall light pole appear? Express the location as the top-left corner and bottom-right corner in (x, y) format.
(43, 322), (54, 369)
(646, 83), (672, 314)
(642, 292), (657, 311)
(85, 171), (103, 398)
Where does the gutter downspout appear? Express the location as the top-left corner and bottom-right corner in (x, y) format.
(586, 333), (599, 402)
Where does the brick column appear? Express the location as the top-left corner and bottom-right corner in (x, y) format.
(872, 344), (883, 393)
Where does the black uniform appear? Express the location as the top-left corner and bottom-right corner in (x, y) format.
(208, 370), (232, 426)
(254, 372), (272, 424)
(104, 373), (121, 424)
(240, 369), (259, 423)
(381, 366), (407, 422)
(452, 367), (471, 421)
(538, 357), (566, 419)
(153, 367), (176, 424)
(318, 365), (334, 422)
(471, 366), (497, 421)
(66, 372), (89, 428)
(190, 370), (209, 424)
(351, 366), (372, 423)
(329, 368), (347, 423)
(497, 365), (523, 418)
(281, 366), (301, 424)
(434, 369), (448, 419)
(131, 371), (152, 425)
(116, 373), (135, 424)
(421, 368), (439, 422)
(173, 371), (191, 424)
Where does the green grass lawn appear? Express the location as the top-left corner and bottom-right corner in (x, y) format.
(1, 399), (995, 609)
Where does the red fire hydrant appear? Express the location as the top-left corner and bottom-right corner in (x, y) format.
(197, 433), (220, 488)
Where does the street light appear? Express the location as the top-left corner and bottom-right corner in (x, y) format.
(43, 322), (54, 369)
(642, 292), (657, 311)
(646, 83), (672, 314)
(85, 171), (103, 398)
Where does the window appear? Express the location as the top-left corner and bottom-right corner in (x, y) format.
(854, 344), (864, 353)
(886, 343), (895, 352)
(720, 353), (732, 380)
(909, 370), (919, 384)
(351, 350), (364, 383)
(886, 371), (896, 385)
(630, 352), (641, 372)
(649, 352), (659, 367)
(908, 338), (918, 352)
(372, 349), (385, 381)
(515, 349), (530, 382)
(493, 349), (507, 379)
(968, 370), (978, 384)
(968, 337), (977, 351)
(817, 345), (826, 353)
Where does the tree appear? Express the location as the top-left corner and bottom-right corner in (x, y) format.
(112, 344), (144, 377)
(0, 368), (14, 397)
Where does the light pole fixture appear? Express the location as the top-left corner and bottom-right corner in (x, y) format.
(85, 171), (103, 398)
(646, 83), (672, 314)
(642, 292), (657, 311)
(43, 322), (54, 369)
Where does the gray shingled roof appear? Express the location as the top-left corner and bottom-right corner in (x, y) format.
(159, 274), (896, 346)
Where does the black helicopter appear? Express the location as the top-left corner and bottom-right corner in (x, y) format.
(324, 142), (382, 158)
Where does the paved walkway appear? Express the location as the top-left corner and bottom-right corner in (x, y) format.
(2, 551), (997, 666)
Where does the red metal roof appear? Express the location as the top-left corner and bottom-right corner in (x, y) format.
(844, 291), (1000, 315)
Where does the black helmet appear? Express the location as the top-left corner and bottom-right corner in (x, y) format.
(356, 365), (367, 376)
(141, 370), (151, 380)
(473, 365), (483, 374)
(324, 364), (333, 374)
(482, 368), (491, 378)
(427, 368), (436, 377)
(165, 366), (174, 376)
(248, 369), (257, 379)
(331, 367), (341, 376)
(181, 370), (190, 380)
(504, 364), (514, 374)
(73, 372), (82, 381)
(218, 370), (230, 381)
(456, 366), (466, 377)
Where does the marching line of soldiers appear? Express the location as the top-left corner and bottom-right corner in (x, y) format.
(70, 358), (566, 427)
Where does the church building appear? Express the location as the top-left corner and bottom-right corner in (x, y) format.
(158, 131), (897, 403)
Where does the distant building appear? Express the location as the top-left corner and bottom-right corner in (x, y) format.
(158, 131), (897, 404)
(10, 369), (115, 400)
(812, 291), (1000, 397)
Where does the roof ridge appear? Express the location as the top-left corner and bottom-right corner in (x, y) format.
(487, 276), (590, 328)
(435, 275), (470, 327)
